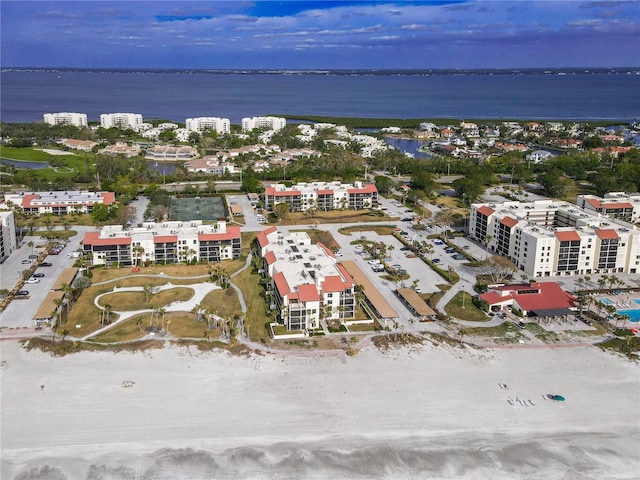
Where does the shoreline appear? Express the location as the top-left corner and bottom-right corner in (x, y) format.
(2, 339), (639, 478)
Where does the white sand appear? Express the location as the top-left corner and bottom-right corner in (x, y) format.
(1, 341), (639, 479)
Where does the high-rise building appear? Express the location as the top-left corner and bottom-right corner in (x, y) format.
(100, 113), (144, 130)
(241, 116), (286, 132)
(43, 112), (88, 127)
(185, 117), (230, 134)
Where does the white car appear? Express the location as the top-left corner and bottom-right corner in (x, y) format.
(415, 287), (423, 294)
(334, 251), (343, 257)
(25, 277), (40, 284)
(368, 259), (380, 265)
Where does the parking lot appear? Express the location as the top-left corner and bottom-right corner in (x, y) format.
(1, 229), (88, 331)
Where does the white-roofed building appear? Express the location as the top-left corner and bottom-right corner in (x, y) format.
(257, 228), (356, 331)
(185, 117), (230, 134)
(100, 113), (144, 130)
(469, 199), (640, 277)
(242, 116), (286, 132)
(83, 220), (241, 267)
(43, 112), (88, 127)
(0, 206), (17, 262)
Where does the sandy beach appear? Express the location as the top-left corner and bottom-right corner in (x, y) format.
(1, 340), (639, 479)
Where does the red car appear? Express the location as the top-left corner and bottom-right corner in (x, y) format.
(49, 250), (60, 255)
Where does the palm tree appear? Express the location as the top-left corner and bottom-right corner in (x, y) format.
(608, 275), (619, 291)
(158, 307), (167, 330)
(584, 275), (592, 291)
(484, 234), (494, 260)
(61, 282), (74, 309)
(136, 319), (144, 333)
(143, 284), (153, 302)
(27, 240), (35, 257)
(101, 304), (112, 326)
(597, 276), (608, 292)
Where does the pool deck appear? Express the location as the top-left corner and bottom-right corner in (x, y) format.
(593, 292), (640, 327)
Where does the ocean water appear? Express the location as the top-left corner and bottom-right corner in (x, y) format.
(1, 70), (639, 124)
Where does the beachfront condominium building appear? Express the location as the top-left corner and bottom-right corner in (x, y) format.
(43, 112), (88, 127)
(4, 191), (116, 216)
(83, 220), (241, 267)
(0, 206), (17, 262)
(241, 116), (286, 133)
(264, 181), (378, 213)
(185, 117), (231, 134)
(577, 192), (640, 224)
(469, 199), (640, 277)
(257, 227), (356, 331)
(100, 113), (144, 130)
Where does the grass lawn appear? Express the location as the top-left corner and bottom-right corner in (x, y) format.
(339, 225), (397, 236)
(444, 291), (488, 322)
(233, 267), (270, 342)
(25, 230), (79, 240)
(464, 322), (524, 342)
(91, 264), (211, 284)
(347, 323), (376, 332)
(200, 288), (241, 319)
(66, 284), (119, 337)
(168, 312), (222, 339)
(282, 209), (390, 226)
(90, 313), (148, 343)
(1, 147), (56, 162)
(98, 287), (194, 310)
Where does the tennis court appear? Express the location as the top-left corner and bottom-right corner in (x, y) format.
(168, 197), (227, 222)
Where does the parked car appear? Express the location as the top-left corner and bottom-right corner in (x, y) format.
(15, 290), (29, 296)
(401, 218), (413, 222)
(400, 246), (411, 251)
(415, 287), (423, 294)
(334, 251), (343, 257)
(400, 231), (409, 236)
(32, 273), (45, 278)
(431, 258), (441, 264)
(21, 259), (31, 264)
(25, 278), (40, 284)
(368, 259), (381, 265)
(463, 245), (471, 250)
(40, 262), (53, 267)
(28, 254), (39, 259)
(49, 250), (60, 255)
(434, 240), (444, 245)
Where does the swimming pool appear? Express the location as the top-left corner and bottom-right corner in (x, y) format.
(617, 308), (640, 323)
(599, 298), (640, 322)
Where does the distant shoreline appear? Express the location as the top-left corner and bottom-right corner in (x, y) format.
(3, 66), (640, 76)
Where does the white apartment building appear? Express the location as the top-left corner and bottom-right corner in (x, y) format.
(83, 220), (241, 267)
(242, 116), (286, 132)
(144, 146), (198, 161)
(100, 113), (144, 130)
(5, 191), (116, 215)
(257, 227), (356, 331)
(264, 181), (378, 213)
(0, 206), (17, 262)
(185, 117), (230, 134)
(577, 192), (640, 224)
(43, 112), (88, 127)
(469, 200), (640, 277)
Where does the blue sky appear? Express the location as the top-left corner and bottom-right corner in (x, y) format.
(2, 1), (639, 69)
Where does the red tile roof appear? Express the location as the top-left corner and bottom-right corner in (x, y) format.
(513, 282), (576, 312)
(316, 189), (333, 195)
(603, 202), (633, 209)
(20, 194), (40, 208)
(500, 216), (519, 228)
(317, 242), (334, 258)
(586, 198), (601, 208)
(321, 275), (349, 293)
(154, 235), (178, 243)
(273, 272), (290, 296)
(273, 190), (301, 197)
(479, 291), (513, 305)
(82, 231), (131, 246)
(347, 184), (377, 194)
(264, 250), (277, 265)
(297, 284), (320, 302)
(477, 206), (495, 217)
(595, 229), (619, 240)
(257, 226), (277, 248)
(555, 231), (581, 242)
(100, 192), (116, 204)
(198, 226), (241, 242)
(336, 264), (355, 285)
(264, 187), (275, 196)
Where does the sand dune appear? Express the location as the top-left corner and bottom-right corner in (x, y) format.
(1, 340), (639, 479)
